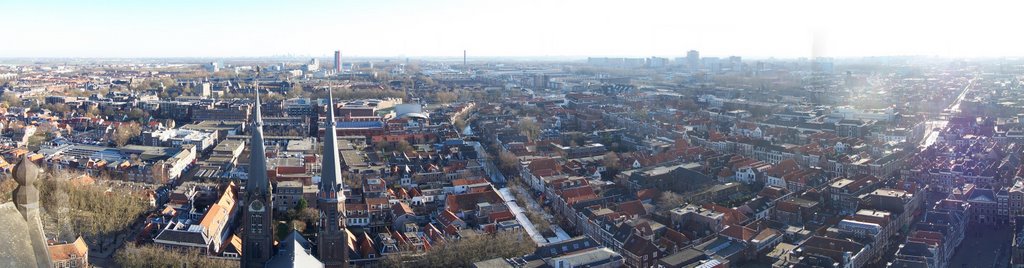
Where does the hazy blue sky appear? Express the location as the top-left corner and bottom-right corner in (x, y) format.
(2, 0), (1021, 58)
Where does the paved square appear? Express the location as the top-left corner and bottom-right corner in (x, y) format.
(950, 223), (1012, 268)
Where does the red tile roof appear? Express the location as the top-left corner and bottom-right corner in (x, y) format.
(558, 186), (599, 205)
(48, 237), (88, 262)
(615, 200), (648, 218)
(721, 224), (756, 241)
(489, 210), (515, 223)
(392, 202), (414, 216)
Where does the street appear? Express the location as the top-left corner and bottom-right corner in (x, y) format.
(920, 78), (973, 149)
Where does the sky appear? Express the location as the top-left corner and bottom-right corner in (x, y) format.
(2, 0), (1023, 59)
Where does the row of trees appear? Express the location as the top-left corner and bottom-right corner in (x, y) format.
(115, 243), (236, 268)
(380, 231), (536, 268)
(375, 139), (415, 154)
(507, 179), (551, 233)
(37, 170), (153, 242)
(0, 169), (153, 245)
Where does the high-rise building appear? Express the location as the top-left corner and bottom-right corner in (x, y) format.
(703, 57), (721, 73)
(648, 57), (669, 68)
(728, 56), (742, 71)
(317, 91), (349, 268)
(305, 58), (320, 72)
(686, 50), (700, 70)
(334, 51), (342, 73)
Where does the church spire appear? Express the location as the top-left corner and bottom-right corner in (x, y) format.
(247, 69), (268, 194)
(320, 89), (343, 197)
(317, 88), (349, 268)
(253, 75), (264, 126)
(242, 67), (274, 268)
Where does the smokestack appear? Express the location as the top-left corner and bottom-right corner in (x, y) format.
(463, 50), (467, 72)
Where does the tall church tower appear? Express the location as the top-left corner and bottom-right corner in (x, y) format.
(318, 90), (349, 268)
(242, 75), (275, 268)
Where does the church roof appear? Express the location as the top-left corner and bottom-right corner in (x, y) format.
(265, 231), (323, 268)
(0, 202), (47, 266)
(0, 155), (51, 268)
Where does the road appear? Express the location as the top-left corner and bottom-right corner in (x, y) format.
(919, 78), (975, 148)
(919, 120), (947, 148)
(468, 141), (506, 186)
(948, 78), (975, 115)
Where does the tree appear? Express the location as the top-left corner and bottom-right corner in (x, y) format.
(115, 243), (235, 268)
(295, 198), (308, 211)
(42, 180), (72, 240)
(380, 231), (535, 268)
(291, 220), (307, 233)
(517, 117), (540, 142)
(297, 207), (319, 225)
(112, 122), (142, 147)
(657, 191), (687, 213)
(0, 179), (16, 203)
(25, 169), (153, 251)
(497, 150), (519, 174)
(525, 210), (550, 233)
(374, 140), (391, 152)
(126, 108), (149, 122)
(2, 93), (20, 107)
(27, 133), (47, 151)
(85, 106), (100, 117)
(395, 140), (414, 153)
(435, 91), (458, 104)
(603, 152), (621, 172)
(287, 83), (306, 98)
(42, 103), (69, 114)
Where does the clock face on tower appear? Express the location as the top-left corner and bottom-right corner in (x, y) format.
(250, 200), (265, 211)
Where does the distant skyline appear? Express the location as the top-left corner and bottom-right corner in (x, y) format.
(3, 0), (1023, 58)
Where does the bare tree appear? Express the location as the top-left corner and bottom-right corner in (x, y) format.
(42, 183), (71, 240)
(116, 243), (235, 268)
(112, 122), (142, 147)
(497, 151), (519, 174)
(381, 231), (536, 268)
(435, 91), (458, 104)
(657, 191), (687, 212)
(0, 179), (16, 203)
(517, 117), (540, 142)
(603, 152), (621, 171)
(395, 140), (414, 153)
